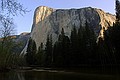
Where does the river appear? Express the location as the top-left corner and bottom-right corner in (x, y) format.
(0, 70), (119, 80)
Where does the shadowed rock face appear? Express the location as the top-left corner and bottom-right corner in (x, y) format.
(14, 32), (30, 43)
(23, 6), (115, 52)
(0, 32), (30, 54)
(13, 32), (30, 53)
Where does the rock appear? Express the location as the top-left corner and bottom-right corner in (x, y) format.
(14, 32), (30, 43)
(13, 32), (30, 53)
(22, 6), (115, 53)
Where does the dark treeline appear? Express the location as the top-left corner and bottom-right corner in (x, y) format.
(25, 23), (99, 67)
(25, 22), (118, 71)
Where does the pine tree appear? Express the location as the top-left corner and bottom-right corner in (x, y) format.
(116, 0), (120, 22)
(99, 0), (120, 70)
(80, 22), (97, 65)
(70, 25), (80, 66)
(107, 0), (120, 63)
(36, 43), (45, 66)
(57, 28), (66, 66)
(25, 38), (37, 66)
(53, 28), (71, 67)
(45, 34), (53, 67)
(70, 25), (78, 52)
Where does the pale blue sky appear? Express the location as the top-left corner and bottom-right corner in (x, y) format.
(14, 0), (115, 34)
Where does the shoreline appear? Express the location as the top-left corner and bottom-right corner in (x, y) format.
(13, 66), (119, 75)
(13, 67), (120, 79)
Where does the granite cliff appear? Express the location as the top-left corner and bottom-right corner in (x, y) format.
(12, 32), (30, 53)
(23, 6), (115, 53)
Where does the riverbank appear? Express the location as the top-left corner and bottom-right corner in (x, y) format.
(12, 67), (120, 80)
(13, 66), (119, 76)
(1, 69), (120, 80)
(0, 65), (119, 76)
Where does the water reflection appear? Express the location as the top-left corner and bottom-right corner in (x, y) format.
(0, 71), (119, 80)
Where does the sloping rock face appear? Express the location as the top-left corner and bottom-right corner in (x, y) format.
(26, 6), (115, 51)
(13, 32), (30, 53)
(0, 32), (30, 54)
(14, 32), (30, 43)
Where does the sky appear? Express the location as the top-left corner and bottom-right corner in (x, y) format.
(14, 0), (115, 35)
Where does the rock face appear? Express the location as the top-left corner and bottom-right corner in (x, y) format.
(26, 6), (115, 51)
(0, 32), (30, 54)
(13, 32), (30, 53)
(14, 32), (30, 43)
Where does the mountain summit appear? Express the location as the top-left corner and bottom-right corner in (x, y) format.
(22, 6), (115, 53)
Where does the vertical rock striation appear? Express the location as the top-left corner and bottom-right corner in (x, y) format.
(23, 6), (115, 53)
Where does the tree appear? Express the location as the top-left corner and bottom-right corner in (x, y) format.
(98, 0), (120, 71)
(104, 0), (120, 63)
(0, 17), (14, 49)
(0, 17), (15, 70)
(0, 0), (27, 16)
(53, 28), (71, 67)
(116, 0), (120, 22)
(0, 0), (27, 33)
(45, 34), (53, 67)
(70, 25), (80, 66)
(77, 22), (97, 65)
(70, 25), (78, 53)
(0, 0), (27, 53)
(0, 0), (27, 70)
(25, 38), (37, 66)
(36, 43), (45, 66)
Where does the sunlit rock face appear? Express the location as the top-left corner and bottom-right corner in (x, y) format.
(24, 6), (115, 52)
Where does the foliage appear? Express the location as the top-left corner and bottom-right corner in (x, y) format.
(44, 34), (53, 67)
(25, 38), (37, 66)
(0, 0), (28, 71)
(116, 0), (120, 22)
(0, 17), (17, 71)
(0, 0), (27, 16)
(26, 24), (98, 68)
(36, 43), (45, 66)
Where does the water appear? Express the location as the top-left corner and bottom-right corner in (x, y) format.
(0, 70), (119, 80)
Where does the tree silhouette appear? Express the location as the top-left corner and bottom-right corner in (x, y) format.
(25, 38), (36, 65)
(45, 34), (53, 67)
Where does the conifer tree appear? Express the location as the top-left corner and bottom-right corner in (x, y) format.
(80, 22), (97, 65)
(70, 25), (78, 52)
(25, 38), (36, 65)
(116, 0), (120, 22)
(45, 34), (53, 66)
(99, 0), (120, 69)
(108, 0), (120, 63)
(70, 25), (80, 65)
(36, 43), (45, 66)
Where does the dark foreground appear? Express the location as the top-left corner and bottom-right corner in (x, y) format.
(0, 69), (120, 80)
